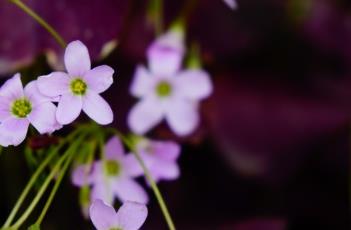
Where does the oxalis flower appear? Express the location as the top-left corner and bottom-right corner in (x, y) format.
(90, 199), (147, 230)
(72, 137), (148, 206)
(127, 138), (181, 183)
(128, 29), (213, 136)
(0, 74), (60, 147)
(37, 40), (114, 125)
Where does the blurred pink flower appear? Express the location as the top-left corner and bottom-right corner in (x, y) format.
(128, 30), (213, 136)
(90, 199), (148, 230)
(126, 139), (181, 183)
(223, 0), (238, 10)
(37, 40), (114, 125)
(0, 74), (60, 146)
(72, 137), (148, 206)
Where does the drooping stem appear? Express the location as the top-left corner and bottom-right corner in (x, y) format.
(10, 136), (84, 229)
(9, 0), (66, 48)
(108, 128), (176, 230)
(1, 127), (84, 229)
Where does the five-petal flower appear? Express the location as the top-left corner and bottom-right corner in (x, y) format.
(72, 137), (148, 206)
(90, 199), (148, 230)
(37, 40), (114, 125)
(128, 30), (213, 136)
(0, 73), (60, 146)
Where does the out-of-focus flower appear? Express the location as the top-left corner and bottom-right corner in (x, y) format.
(223, 0), (238, 10)
(37, 40), (114, 125)
(90, 199), (148, 230)
(128, 30), (213, 136)
(0, 74), (60, 147)
(72, 137), (148, 206)
(126, 138), (181, 183)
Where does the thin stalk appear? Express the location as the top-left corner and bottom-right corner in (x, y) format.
(9, 0), (66, 48)
(108, 128), (176, 230)
(1, 128), (84, 228)
(10, 137), (84, 229)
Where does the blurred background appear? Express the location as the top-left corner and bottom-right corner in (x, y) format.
(0, 0), (349, 229)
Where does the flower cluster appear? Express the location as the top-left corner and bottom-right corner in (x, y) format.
(0, 40), (114, 147)
(128, 28), (213, 136)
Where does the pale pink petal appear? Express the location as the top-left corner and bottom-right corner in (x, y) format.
(64, 40), (91, 76)
(0, 73), (24, 100)
(84, 65), (114, 94)
(127, 98), (164, 135)
(56, 93), (82, 125)
(147, 31), (185, 76)
(72, 165), (93, 187)
(24, 81), (53, 106)
(89, 199), (116, 230)
(122, 154), (144, 177)
(152, 160), (180, 181)
(0, 96), (11, 121)
(223, 0), (238, 10)
(130, 65), (154, 97)
(37, 72), (70, 97)
(165, 99), (199, 136)
(152, 141), (181, 161)
(114, 201), (148, 230)
(0, 117), (29, 147)
(82, 91), (113, 125)
(105, 137), (124, 160)
(91, 182), (114, 206)
(176, 70), (213, 100)
(113, 178), (149, 204)
(28, 102), (60, 134)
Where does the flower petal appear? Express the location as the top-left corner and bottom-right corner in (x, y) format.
(0, 73), (24, 100)
(122, 154), (144, 177)
(130, 65), (155, 97)
(223, 0), (238, 10)
(114, 201), (148, 230)
(56, 93), (82, 125)
(71, 165), (93, 187)
(127, 98), (164, 135)
(89, 199), (116, 230)
(84, 65), (114, 94)
(82, 91), (113, 125)
(37, 72), (70, 97)
(91, 182), (114, 206)
(0, 117), (29, 147)
(112, 178), (149, 204)
(152, 160), (180, 181)
(105, 137), (124, 160)
(0, 96), (11, 121)
(64, 40), (91, 76)
(147, 30), (185, 75)
(24, 81), (54, 106)
(176, 70), (213, 100)
(165, 99), (199, 136)
(28, 102), (61, 134)
(152, 141), (181, 161)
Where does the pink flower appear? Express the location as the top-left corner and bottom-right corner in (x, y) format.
(128, 30), (213, 136)
(37, 40), (114, 125)
(223, 0), (238, 10)
(72, 137), (148, 206)
(90, 199), (147, 230)
(127, 139), (181, 183)
(0, 74), (60, 147)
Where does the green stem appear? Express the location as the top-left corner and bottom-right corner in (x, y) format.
(1, 128), (84, 229)
(108, 128), (176, 230)
(149, 0), (164, 35)
(35, 142), (78, 225)
(9, 0), (66, 48)
(10, 137), (84, 229)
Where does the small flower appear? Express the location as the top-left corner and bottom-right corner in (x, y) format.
(72, 137), (148, 206)
(90, 199), (148, 230)
(37, 40), (114, 125)
(128, 30), (213, 136)
(223, 0), (238, 10)
(0, 74), (60, 147)
(126, 139), (181, 183)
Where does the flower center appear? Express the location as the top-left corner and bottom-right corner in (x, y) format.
(11, 98), (32, 118)
(70, 78), (87, 95)
(104, 160), (121, 176)
(156, 81), (172, 97)
(110, 228), (122, 230)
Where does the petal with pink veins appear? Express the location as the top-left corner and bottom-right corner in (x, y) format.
(37, 72), (70, 98)
(0, 117), (29, 146)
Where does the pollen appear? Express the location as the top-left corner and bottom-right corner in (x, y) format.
(70, 78), (87, 95)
